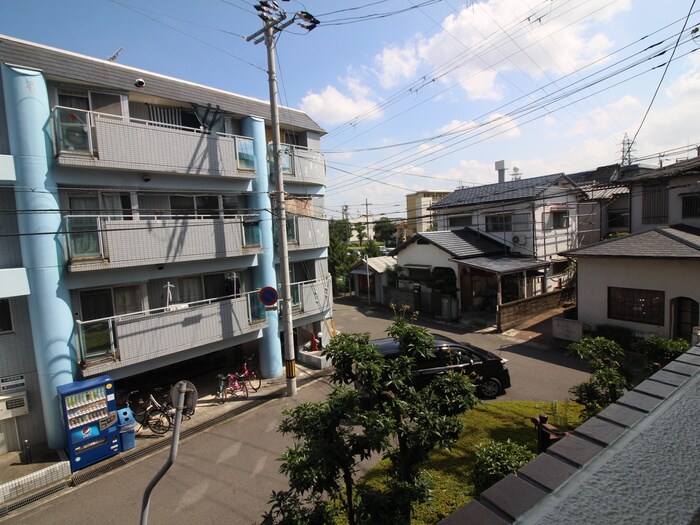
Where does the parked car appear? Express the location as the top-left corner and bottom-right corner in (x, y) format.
(371, 335), (511, 398)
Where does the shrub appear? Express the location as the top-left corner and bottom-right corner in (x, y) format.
(590, 324), (636, 349)
(568, 337), (625, 371)
(472, 440), (536, 494)
(569, 368), (627, 421)
(633, 336), (690, 372)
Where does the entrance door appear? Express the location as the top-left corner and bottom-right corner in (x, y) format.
(673, 297), (699, 342)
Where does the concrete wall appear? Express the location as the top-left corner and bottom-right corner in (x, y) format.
(576, 257), (700, 337)
(499, 288), (574, 331)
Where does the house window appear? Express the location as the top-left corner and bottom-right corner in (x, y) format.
(552, 211), (569, 229)
(608, 210), (629, 229)
(448, 215), (472, 229)
(486, 214), (512, 232)
(682, 195), (700, 218)
(512, 213), (530, 232)
(642, 184), (668, 225)
(203, 272), (240, 299)
(0, 299), (12, 333)
(608, 287), (664, 325)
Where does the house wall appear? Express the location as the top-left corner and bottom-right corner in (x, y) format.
(576, 257), (700, 337)
(629, 174), (700, 233)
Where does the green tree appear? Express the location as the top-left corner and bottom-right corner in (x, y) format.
(328, 219), (357, 295)
(362, 240), (381, 258)
(373, 216), (397, 243)
(262, 322), (478, 525)
(329, 219), (353, 243)
(354, 223), (366, 246)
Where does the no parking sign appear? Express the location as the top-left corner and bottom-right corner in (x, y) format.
(258, 286), (279, 308)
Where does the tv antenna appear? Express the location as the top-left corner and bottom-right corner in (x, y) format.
(107, 47), (124, 62)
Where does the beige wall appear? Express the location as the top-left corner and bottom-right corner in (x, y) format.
(576, 257), (700, 337)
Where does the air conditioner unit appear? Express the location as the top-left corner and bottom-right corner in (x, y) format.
(0, 392), (29, 420)
(512, 235), (527, 246)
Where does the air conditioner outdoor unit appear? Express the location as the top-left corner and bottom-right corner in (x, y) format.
(512, 235), (527, 246)
(0, 392), (29, 420)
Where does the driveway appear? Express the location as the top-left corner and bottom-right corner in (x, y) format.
(333, 297), (590, 402)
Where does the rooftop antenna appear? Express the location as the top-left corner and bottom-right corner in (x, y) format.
(107, 47), (124, 62)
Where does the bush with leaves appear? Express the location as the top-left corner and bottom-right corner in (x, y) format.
(262, 319), (479, 525)
(569, 367), (627, 421)
(568, 336), (625, 371)
(633, 335), (690, 373)
(472, 439), (536, 494)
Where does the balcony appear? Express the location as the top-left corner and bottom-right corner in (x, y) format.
(52, 107), (257, 178)
(290, 275), (333, 320)
(281, 144), (325, 185)
(76, 290), (268, 373)
(276, 215), (329, 252)
(65, 214), (261, 271)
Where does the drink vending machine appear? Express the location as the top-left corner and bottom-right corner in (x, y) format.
(57, 375), (120, 472)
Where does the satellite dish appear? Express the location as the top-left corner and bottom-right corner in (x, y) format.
(511, 166), (522, 181)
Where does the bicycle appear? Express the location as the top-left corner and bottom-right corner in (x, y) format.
(215, 372), (248, 404)
(125, 390), (172, 435)
(239, 356), (261, 392)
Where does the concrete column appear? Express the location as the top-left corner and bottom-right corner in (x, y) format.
(242, 116), (282, 378)
(1, 63), (74, 449)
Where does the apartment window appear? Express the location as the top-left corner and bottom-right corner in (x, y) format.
(169, 195), (220, 218)
(177, 276), (204, 304)
(682, 195), (700, 218)
(0, 299), (12, 333)
(608, 287), (664, 325)
(448, 215), (472, 229)
(113, 286), (142, 316)
(203, 272), (240, 299)
(486, 214), (512, 232)
(642, 184), (668, 225)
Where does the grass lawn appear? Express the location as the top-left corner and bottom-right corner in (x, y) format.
(360, 400), (582, 525)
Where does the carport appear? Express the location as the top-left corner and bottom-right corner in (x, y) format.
(454, 256), (551, 330)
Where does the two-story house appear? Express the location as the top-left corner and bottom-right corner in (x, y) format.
(562, 157), (700, 342)
(0, 35), (332, 453)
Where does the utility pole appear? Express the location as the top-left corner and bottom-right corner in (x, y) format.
(248, 1), (319, 396)
(365, 198), (371, 245)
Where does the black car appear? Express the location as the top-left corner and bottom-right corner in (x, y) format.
(371, 335), (511, 398)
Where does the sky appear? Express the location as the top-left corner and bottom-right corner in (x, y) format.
(2, 0), (700, 222)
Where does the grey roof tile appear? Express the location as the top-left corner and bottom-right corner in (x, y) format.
(563, 225), (700, 258)
(573, 416), (626, 446)
(413, 228), (505, 258)
(480, 475), (547, 522)
(518, 453), (578, 492)
(632, 379), (678, 400)
(546, 434), (604, 467)
(438, 500), (509, 525)
(596, 402), (646, 428)
(616, 390), (663, 413)
(647, 369), (690, 387)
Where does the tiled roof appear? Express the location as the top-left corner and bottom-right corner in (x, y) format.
(624, 156), (700, 182)
(430, 165), (622, 210)
(407, 229), (506, 259)
(440, 347), (700, 524)
(562, 225), (700, 258)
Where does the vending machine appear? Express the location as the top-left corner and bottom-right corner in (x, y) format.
(57, 375), (120, 472)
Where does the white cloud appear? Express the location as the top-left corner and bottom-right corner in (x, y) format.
(375, 43), (420, 89)
(299, 76), (382, 125)
(415, 0), (630, 100)
(565, 95), (640, 137)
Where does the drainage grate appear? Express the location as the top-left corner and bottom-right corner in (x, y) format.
(0, 481), (70, 517)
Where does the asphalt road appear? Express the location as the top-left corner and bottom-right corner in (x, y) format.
(3, 300), (589, 524)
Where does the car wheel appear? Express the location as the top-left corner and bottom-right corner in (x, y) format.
(478, 378), (501, 398)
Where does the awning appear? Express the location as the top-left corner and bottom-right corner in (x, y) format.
(452, 256), (550, 275)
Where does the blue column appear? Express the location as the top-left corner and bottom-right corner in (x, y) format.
(242, 117), (282, 378)
(1, 64), (75, 449)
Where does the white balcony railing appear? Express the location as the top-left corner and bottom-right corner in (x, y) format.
(64, 214), (261, 270)
(289, 275), (333, 319)
(76, 290), (268, 370)
(280, 144), (326, 185)
(52, 107), (257, 178)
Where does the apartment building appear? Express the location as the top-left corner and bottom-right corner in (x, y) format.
(405, 190), (450, 237)
(0, 35), (331, 453)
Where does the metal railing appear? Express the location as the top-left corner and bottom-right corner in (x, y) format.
(76, 289), (267, 365)
(64, 213), (261, 262)
(52, 106), (256, 175)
